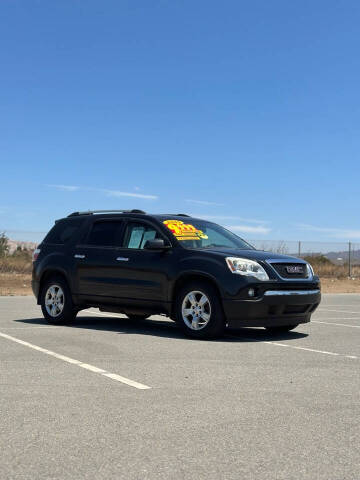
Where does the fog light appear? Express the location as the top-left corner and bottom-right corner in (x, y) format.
(248, 288), (255, 297)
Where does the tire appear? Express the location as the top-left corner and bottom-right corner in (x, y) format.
(265, 324), (299, 333)
(40, 276), (77, 325)
(125, 314), (150, 321)
(175, 281), (225, 339)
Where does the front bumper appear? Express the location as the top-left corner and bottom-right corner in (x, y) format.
(223, 288), (321, 327)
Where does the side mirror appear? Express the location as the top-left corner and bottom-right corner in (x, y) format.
(144, 238), (170, 250)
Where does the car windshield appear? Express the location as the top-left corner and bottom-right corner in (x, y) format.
(162, 218), (255, 250)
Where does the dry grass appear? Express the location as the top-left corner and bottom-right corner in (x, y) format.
(0, 273), (32, 296)
(310, 262), (360, 279)
(320, 277), (360, 294)
(0, 251), (33, 295)
(0, 253), (33, 274)
(304, 255), (360, 278)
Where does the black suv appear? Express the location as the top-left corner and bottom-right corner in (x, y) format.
(32, 210), (321, 338)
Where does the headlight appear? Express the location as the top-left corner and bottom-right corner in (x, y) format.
(225, 257), (269, 281)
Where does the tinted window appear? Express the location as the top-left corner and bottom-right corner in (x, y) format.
(86, 221), (123, 247)
(44, 218), (85, 244)
(123, 222), (164, 249)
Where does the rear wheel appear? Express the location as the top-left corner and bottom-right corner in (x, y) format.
(40, 276), (77, 325)
(175, 281), (225, 339)
(265, 324), (299, 333)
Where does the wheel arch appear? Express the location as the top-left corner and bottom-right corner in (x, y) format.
(37, 268), (70, 304)
(170, 272), (224, 319)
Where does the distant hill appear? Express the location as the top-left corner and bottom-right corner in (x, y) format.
(325, 249), (360, 265)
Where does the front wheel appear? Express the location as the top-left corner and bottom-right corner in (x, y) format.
(175, 281), (225, 339)
(40, 276), (77, 325)
(265, 324), (299, 333)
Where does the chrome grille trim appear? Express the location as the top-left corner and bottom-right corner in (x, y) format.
(264, 289), (320, 296)
(265, 258), (313, 281)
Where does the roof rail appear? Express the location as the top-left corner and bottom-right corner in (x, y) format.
(67, 209), (146, 217)
(175, 213), (190, 217)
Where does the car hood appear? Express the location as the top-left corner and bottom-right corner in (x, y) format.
(197, 248), (307, 264)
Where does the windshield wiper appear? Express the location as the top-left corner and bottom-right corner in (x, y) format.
(201, 244), (232, 249)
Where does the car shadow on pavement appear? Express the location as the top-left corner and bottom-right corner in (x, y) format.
(15, 315), (308, 343)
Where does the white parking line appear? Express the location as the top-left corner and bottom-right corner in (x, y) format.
(82, 310), (359, 359)
(314, 317), (360, 321)
(0, 331), (151, 390)
(312, 320), (360, 329)
(317, 308), (360, 315)
(318, 303), (360, 307)
(86, 310), (360, 330)
(248, 339), (358, 360)
(0, 326), (60, 330)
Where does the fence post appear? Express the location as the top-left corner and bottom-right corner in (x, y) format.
(348, 242), (352, 277)
(298, 241), (301, 257)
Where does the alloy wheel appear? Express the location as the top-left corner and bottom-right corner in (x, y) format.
(181, 290), (212, 330)
(45, 285), (65, 318)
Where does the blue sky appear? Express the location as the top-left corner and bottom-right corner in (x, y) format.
(1, 0), (360, 244)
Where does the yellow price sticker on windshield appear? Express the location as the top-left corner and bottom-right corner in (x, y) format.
(163, 220), (208, 241)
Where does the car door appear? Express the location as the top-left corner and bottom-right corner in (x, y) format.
(73, 219), (126, 302)
(110, 219), (173, 306)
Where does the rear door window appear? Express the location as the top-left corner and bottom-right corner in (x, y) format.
(85, 221), (124, 247)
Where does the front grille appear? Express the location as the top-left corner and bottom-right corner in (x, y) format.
(270, 262), (309, 279)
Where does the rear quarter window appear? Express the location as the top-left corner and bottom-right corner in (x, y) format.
(43, 218), (85, 245)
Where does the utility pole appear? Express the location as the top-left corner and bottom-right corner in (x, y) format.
(348, 242), (352, 278)
(298, 241), (301, 258)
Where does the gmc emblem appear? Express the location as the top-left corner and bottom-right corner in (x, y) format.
(286, 265), (303, 274)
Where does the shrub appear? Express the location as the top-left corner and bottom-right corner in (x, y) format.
(0, 248), (33, 274)
(0, 232), (9, 257)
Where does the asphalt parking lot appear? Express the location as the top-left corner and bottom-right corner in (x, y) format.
(0, 295), (359, 480)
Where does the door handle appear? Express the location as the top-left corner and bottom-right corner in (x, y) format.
(116, 257), (129, 262)
(74, 254), (86, 259)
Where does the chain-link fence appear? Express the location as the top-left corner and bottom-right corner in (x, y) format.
(3, 228), (360, 278)
(249, 240), (360, 278)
